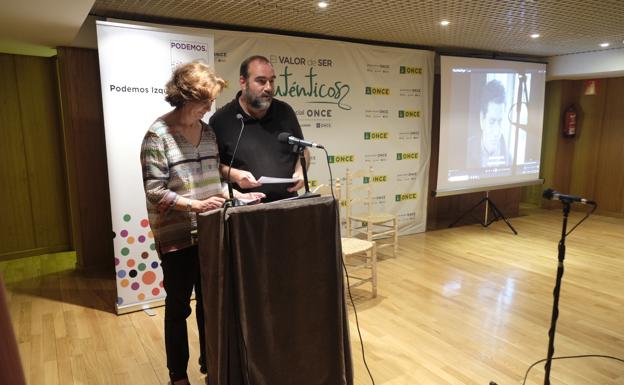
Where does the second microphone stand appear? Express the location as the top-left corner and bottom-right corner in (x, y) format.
(543, 200), (570, 385)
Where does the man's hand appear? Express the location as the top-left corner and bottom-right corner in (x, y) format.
(287, 172), (304, 192)
(221, 164), (262, 189)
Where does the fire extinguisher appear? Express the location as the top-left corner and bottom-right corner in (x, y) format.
(563, 105), (577, 137)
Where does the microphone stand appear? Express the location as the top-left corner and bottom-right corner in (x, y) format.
(543, 199), (571, 385)
(294, 144), (319, 199)
(224, 115), (246, 208)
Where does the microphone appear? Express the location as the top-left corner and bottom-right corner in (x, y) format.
(277, 132), (324, 149)
(543, 188), (595, 204)
(225, 113), (246, 207)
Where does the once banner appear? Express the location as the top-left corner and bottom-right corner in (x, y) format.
(212, 29), (434, 235)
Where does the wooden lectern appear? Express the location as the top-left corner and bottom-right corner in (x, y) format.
(197, 196), (353, 385)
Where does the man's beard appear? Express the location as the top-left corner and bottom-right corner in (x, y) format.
(245, 83), (272, 110)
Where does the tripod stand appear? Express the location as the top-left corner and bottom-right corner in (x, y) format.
(448, 191), (517, 234)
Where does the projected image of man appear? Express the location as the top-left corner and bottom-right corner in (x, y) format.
(467, 79), (512, 168)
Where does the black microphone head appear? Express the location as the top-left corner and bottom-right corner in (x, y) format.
(543, 188), (555, 200)
(277, 132), (291, 143)
(235, 113), (243, 120)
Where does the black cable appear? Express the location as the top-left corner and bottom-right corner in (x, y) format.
(565, 202), (597, 237)
(342, 259), (376, 385)
(222, 205), (251, 385)
(324, 148), (375, 385)
(521, 354), (624, 385)
(322, 148), (336, 202)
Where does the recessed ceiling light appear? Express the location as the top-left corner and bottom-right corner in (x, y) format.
(317, 1), (328, 8)
(440, 20), (450, 26)
(530, 33), (540, 39)
(600, 42), (610, 47)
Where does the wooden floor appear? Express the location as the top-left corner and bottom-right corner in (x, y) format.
(2, 207), (623, 385)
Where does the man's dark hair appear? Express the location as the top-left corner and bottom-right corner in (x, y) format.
(240, 55), (271, 79)
(480, 79), (506, 116)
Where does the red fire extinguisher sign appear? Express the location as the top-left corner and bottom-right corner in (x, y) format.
(563, 105), (577, 137)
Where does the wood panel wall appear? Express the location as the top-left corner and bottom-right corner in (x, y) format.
(56, 47), (114, 271)
(526, 77), (624, 215)
(0, 54), (71, 260)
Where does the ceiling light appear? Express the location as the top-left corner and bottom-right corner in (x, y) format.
(317, 1), (328, 8)
(440, 20), (450, 26)
(530, 33), (540, 39)
(600, 42), (610, 47)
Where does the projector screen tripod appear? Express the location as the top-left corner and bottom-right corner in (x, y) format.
(448, 191), (517, 234)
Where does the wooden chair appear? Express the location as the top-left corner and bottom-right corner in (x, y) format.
(344, 166), (398, 258)
(314, 179), (378, 297)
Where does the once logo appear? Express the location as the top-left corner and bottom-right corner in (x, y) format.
(398, 110), (420, 118)
(399, 66), (423, 74)
(395, 193), (418, 201)
(365, 87), (390, 95)
(328, 155), (355, 163)
(364, 132), (389, 140)
(396, 152), (419, 160)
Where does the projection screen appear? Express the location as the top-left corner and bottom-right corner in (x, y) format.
(436, 56), (546, 196)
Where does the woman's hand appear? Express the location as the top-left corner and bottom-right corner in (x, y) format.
(238, 192), (266, 202)
(192, 196), (226, 212)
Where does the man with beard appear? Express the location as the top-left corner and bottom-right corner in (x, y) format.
(210, 55), (309, 202)
(466, 78), (512, 169)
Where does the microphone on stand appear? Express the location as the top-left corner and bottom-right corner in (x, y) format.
(277, 132), (325, 149)
(542, 188), (595, 205)
(224, 113), (246, 207)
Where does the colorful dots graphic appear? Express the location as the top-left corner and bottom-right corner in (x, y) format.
(112, 232), (116, 239)
(150, 243), (156, 251)
(141, 252), (149, 259)
(127, 259), (135, 268)
(121, 247), (130, 256)
(138, 293), (145, 301)
(123, 214), (131, 222)
(121, 279), (129, 287)
(114, 258), (120, 266)
(117, 297), (123, 305)
(120, 230), (128, 238)
(129, 269), (138, 278)
(138, 263), (146, 271)
(117, 270), (126, 278)
(142, 271), (157, 285)
(151, 261), (159, 269)
(159, 280), (164, 288)
(127, 236), (135, 244)
(147, 231), (154, 238)
(140, 219), (149, 228)
(131, 282), (140, 290)
(152, 288), (160, 296)
(138, 235), (146, 243)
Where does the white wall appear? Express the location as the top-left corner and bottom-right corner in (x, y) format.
(548, 47), (624, 80)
